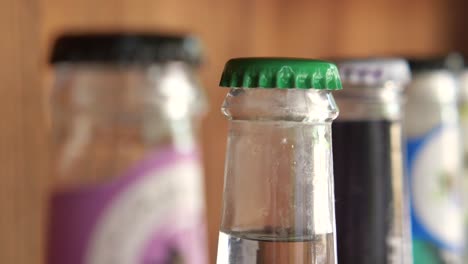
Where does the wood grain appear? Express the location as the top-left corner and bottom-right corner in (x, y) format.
(0, 0), (47, 263)
(0, 0), (467, 263)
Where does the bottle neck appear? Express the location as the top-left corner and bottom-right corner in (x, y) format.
(51, 63), (204, 183)
(405, 72), (459, 137)
(53, 62), (205, 117)
(220, 88), (338, 240)
(334, 82), (403, 121)
(222, 88), (339, 123)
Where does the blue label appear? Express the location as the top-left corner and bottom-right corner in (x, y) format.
(406, 125), (464, 262)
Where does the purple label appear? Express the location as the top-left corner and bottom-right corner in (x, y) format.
(47, 148), (207, 264)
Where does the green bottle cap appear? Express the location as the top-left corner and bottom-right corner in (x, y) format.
(219, 57), (342, 89)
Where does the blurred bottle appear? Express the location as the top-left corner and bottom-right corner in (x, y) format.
(457, 58), (468, 262)
(405, 56), (465, 263)
(333, 58), (412, 264)
(47, 33), (208, 264)
(459, 69), (468, 175)
(215, 58), (342, 264)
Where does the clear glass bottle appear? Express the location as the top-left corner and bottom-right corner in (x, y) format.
(47, 33), (208, 264)
(215, 58), (342, 264)
(332, 59), (412, 264)
(406, 58), (465, 264)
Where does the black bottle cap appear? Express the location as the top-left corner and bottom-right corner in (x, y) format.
(408, 53), (464, 72)
(50, 32), (202, 65)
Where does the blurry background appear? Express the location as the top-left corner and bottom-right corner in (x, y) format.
(1, 0), (468, 263)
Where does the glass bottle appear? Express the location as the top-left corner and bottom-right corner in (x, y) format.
(406, 58), (465, 263)
(47, 33), (208, 264)
(332, 59), (412, 264)
(215, 58), (342, 264)
(458, 63), (468, 263)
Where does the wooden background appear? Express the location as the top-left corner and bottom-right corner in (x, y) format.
(1, 0), (468, 263)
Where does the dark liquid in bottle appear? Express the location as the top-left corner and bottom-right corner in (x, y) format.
(332, 120), (404, 264)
